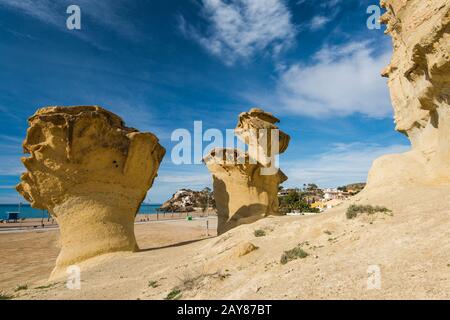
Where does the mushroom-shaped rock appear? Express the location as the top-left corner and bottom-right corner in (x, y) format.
(16, 106), (165, 273)
(364, 0), (450, 193)
(204, 108), (289, 235)
(205, 149), (287, 234)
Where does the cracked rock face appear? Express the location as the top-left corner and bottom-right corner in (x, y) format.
(16, 106), (165, 272)
(205, 109), (289, 235)
(365, 0), (450, 190)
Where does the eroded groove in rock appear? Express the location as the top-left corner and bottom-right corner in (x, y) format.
(16, 106), (166, 273)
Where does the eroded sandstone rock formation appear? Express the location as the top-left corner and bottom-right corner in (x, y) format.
(204, 108), (290, 234)
(235, 108), (290, 167)
(16, 106), (165, 272)
(365, 0), (450, 191)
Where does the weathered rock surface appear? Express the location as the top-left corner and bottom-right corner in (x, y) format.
(16, 106), (165, 273)
(205, 109), (289, 234)
(235, 108), (290, 166)
(365, 0), (450, 191)
(234, 242), (259, 258)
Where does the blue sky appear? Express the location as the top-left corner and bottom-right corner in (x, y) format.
(0, 0), (409, 204)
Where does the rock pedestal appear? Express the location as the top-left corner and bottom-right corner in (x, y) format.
(16, 106), (165, 271)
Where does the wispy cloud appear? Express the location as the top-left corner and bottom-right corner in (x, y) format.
(0, 0), (59, 24)
(179, 0), (296, 65)
(0, 195), (22, 203)
(0, 155), (23, 176)
(309, 15), (332, 31)
(157, 173), (211, 185)
(0, 134), (23, 144)
(0, 0), (139, 42)
(296, 0), (342, 8)
(282, 142), (410, 187)
(321, 0), (342, 8)
(0, 185), (15, 190)
(296, 0), (341, 32)
(0, 135), (23, 177)
(261, 40), (392, 118)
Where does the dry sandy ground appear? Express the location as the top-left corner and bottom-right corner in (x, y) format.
(2, 186), (450, 300)
(0, 217), (216, 293)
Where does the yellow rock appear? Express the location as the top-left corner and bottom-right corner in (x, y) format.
(235, 108), (290, 166)
(365, 0), (450, 192)
(205, 108), (289, 235)
(16, 106), (165, 274)
(235, 242), (259, 257)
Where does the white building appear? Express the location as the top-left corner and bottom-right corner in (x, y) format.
(323, 188), (349, 200)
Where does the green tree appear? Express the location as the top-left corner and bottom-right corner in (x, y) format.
(279, 190), (319, 214)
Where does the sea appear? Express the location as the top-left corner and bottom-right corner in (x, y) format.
(0, 204), (162, 220)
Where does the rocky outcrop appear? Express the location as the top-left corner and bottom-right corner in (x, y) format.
(365, 0), (450, 191)
(16, 106), (165, 272)
(204, 108), (290, 234)
(235, 108), (290, 167)
(160, 188), (214, 212)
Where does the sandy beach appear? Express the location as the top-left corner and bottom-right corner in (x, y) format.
(0, 216), (217, 292)
(0, 210), (213, 231)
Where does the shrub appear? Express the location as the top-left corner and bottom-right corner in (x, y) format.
(346, 204), (392, 219)
(254, 229), (266, 237)
(14, 284), (28, 292)
(35, 283), (55, 290)
(148, 281), (159, 288)
(280, 247), (309, 265)
(0, 292), (13, 300)
(165, 288), (182, 300)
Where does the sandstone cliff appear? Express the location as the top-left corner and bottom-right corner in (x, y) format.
(365, 0), (450, 192)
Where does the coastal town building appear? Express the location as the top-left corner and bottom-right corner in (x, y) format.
(323, 188), (350, 200)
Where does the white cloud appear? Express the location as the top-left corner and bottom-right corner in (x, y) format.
(309, 15), (332, 31)
(296, 0), (341, 8)
(322, 0), (342, 8)
(179, 0), (296, 64)
(0, 0), (138, 39)
(274, 40), (392, 118)
(0, 0), (58, 24)
(282, 143), (410, 187)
